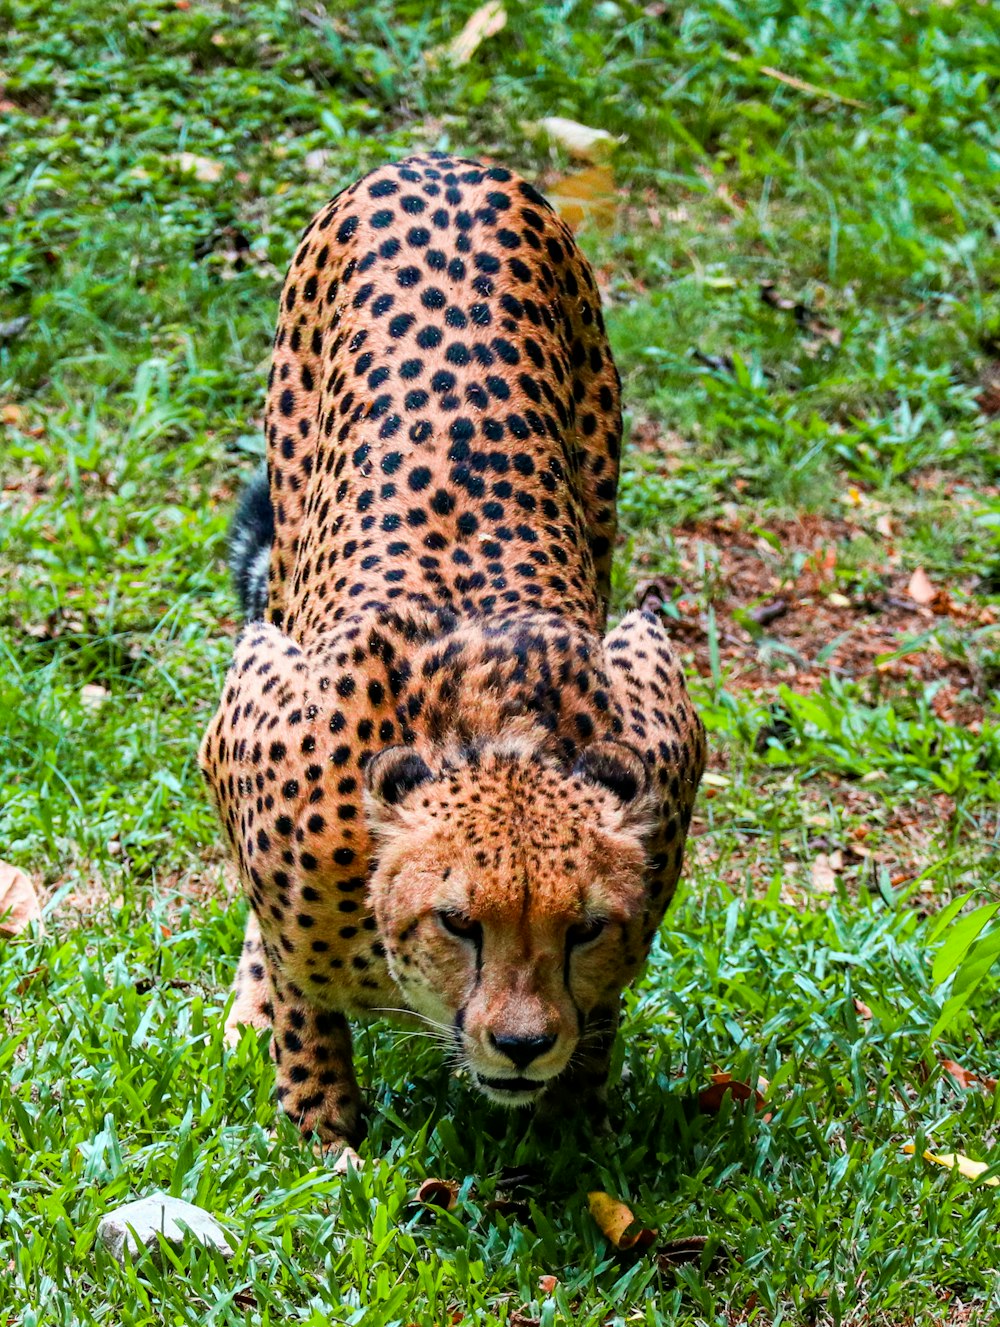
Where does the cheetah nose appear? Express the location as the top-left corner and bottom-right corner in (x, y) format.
(489, 1032), (557, 1070)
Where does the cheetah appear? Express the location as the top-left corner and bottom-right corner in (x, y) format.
(199, 152), (706, 1151)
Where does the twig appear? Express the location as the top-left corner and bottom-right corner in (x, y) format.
(759, 65), (868, 110)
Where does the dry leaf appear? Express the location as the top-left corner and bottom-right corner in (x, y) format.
(697, 1072), (767, 1114)
(80, 683), (110, 710)
(2, 403), (25, 427)
(171, 152), (224, 183)
(903, 1142), (999, 1187)
(854, 997), (873, 1020)
(811, 851), (843, 893)
(587, 1191), (657, 1251)
(415, 1177), (459, 1210)
(547, 165), (617, 233)
(331, 1145), (364, 1175)
(907, 567), (936, 606)
(941, 1059), (999, 1093)
(435, 0), (507, 65)
(0, 861), (43, 938)
(533, 117), (623, 163)
(16, 965), (47, 995)
(537, 1275), (559, 1295)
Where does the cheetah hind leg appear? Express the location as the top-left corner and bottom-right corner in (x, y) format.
(224, 912), (275, 1047)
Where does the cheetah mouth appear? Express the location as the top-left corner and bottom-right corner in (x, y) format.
(474, 1073), (548, 1103)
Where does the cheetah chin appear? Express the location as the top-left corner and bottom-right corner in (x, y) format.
(200, 152), (706, 1151)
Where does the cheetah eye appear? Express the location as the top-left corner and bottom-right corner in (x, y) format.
(567, 917), (608, 948)
(436, 910), (482, 944)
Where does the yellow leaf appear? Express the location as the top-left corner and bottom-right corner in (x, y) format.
(903, 1142), (999, 1187)
(444, 0), (506, 65)
(547, 165), (617, 233)
(587, 1191), (657, 1251)
(0, 861), (43, 938)
(171, 152), (224, 184)
(532, 116), (624, 162)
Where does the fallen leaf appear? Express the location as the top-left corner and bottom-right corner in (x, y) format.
(854, 998), (873, 1020)
(415, 1177), (459, 1210)
(537, 1275), (559, 1295)
(331, 1146), (365, 1175)
(907, 567), (936, 606)
(587, 1191), (657, 1251)
(436, 0), (506, 65)
(533, 116), (623, 163)
(0, 861), (43, 938)
(80, 683), (110, 710)
(903, 1142), (999, 1187)
(171, 152), (224, 183)
(547, 165), (617, 232)
(697, 1072), (767, 1114)
(811, 851), (843, 893)
(15, 965), (47, 995)
(941, 1059), (999, 1093)
(2, 404), (25, 427)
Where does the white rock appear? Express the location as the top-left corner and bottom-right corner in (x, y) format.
(97, 1193), (233, 1265)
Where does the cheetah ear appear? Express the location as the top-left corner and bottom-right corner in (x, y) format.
(573, 741), (651, 827)
(365, 745), (433, 812)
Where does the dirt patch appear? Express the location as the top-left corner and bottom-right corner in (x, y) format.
(635, 514), (996, 720)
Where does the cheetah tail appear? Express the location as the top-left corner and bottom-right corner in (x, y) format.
(228, 465), (273, 623)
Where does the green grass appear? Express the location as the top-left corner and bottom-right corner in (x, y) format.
(2, 0), (1000, 1322)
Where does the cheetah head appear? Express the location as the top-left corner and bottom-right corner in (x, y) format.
(364, 732), (654, 1106)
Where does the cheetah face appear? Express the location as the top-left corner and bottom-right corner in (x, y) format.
(364, 736), (653, 1106)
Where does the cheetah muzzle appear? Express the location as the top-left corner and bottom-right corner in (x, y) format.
(199, 152), (706, 1152)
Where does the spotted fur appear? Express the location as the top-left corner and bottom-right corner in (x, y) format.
(199, 153), (706, 1149)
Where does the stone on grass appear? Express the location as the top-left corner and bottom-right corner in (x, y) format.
(97, 1193), (233, 1266)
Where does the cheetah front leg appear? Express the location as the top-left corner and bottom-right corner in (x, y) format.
(604, 609), (706, 927)
(268, 963), (365, 1152)
(224, 912), (274, 1046)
